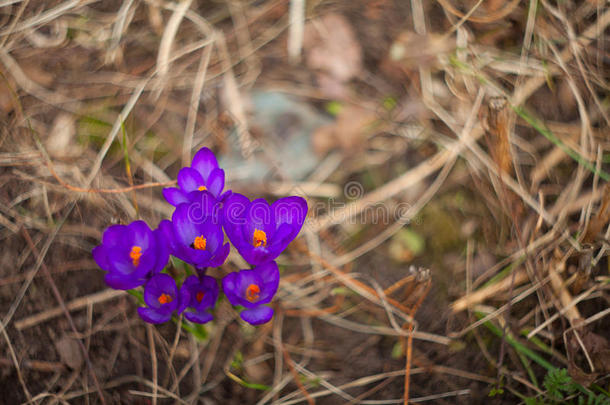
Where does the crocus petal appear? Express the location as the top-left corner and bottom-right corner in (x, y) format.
(195, 219), (222, 252)
(179, 275), (218, 313)
(172, 204), (200, 246)
(163, 188), (191, 206)
(129, 251), (157, 278)
(208, 242), (230, 268)
(239, 245), (278, 266)
(255, 261), (280, 304)
(239, 230), (291, 266)
(240, 306), (274, 325)
(143, 274), (177, 309)
(269, 223), (296, 247)
(106, 253), (138, 275)
(234, 269), (265, 309)
(222, 271), (244, 307)
(152, 228), (170, 274)
(92, 245), (110, 271)
(178, 167), (205, 193)
(206, 168), (225, 198)
(197, 276), (219, 309)
(105, 273), (145, 290)
(218, 190), (233, 202)
(235, 269), (263, 295)
(128, 220), (153, 250)
(185, 310), (213, 324)
(245, 198), (275, 240)
(172, 244), (212, 268)
(223, 193), (250, 244)
(138, 307), (172, 324)
(178, 275), (198, 313)
(102, 224), (129, 246)
(191, 147), (218, 182)
(158, 219), (176, 250)
(272, 196), (308, 230)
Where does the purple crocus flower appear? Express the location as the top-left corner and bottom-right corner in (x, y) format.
(223, 193), (307, 265)
(177, 275), (219, 324)
(222, 261), (280, 325)
(159, 191), (230, 270)
(138, 273), (180, 324)
(92, 221), (168, 290)
(162, 147), (230, 206)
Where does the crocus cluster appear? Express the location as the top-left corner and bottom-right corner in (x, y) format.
(93, 147), (307, 326)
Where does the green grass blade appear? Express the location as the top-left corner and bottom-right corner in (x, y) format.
(476, 312), (556, 371)
(512, 106), (610, 181)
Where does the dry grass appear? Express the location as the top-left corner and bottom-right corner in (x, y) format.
(0, 0), (608, 404)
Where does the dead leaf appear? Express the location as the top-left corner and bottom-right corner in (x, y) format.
(21, 63), (54, 87)
(54, 335), (83, 370)
(304, 13), (362, 98)
(567, 362), (598, 387)
(312, 105), (377, 155)
(566, 320), (610, 384)
(47, 113), (80, 157)
(0, 79), (15, 116)
(388, 31), (453, 70)
(582, 184), (610, 244)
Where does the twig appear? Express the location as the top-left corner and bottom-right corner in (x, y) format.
(403, 280), (431, 405)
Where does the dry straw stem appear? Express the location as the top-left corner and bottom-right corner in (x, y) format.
(436, 0), (521, 24)
(527, 283), (601, 339)
(14, 289), (125, 330)
(287, 0), (305, 63)
(451, 276), (551, 339)
(156, 0), (193, 82)
(451, 268), (530, 313)
(548, 261), (582, 324)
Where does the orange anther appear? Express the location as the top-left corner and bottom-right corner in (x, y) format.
(253, 229), (267, 248)
(158, 293), (172, 305)
(198, 185), (207, 191)
(246, 284), (260, 302)
(129, 246), (143, 267)
(193, 235), (207, 250)
(196, 291), (205, 303)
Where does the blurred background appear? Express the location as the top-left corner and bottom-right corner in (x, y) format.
(0, 0), (609, 404)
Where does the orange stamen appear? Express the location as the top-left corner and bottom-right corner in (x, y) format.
(198, 185), (207, 191)
(253, 229), (267, 247)
(246, 284), (260, 302)
(129, 246), (142, 267)
(158, 293), (172, 305)
(196, 291), (205, 303)
(193, 235), (207, 250)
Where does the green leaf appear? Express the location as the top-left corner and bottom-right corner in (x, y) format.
(226, 370), (271, 391)
(126, 288), (144, 304)
(231, 351), (244, 370)
(391, 341), (403, 359)
(325, 101), (342, 116)
(389, 227), (425, 261)
(179, 320), (208, 341)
